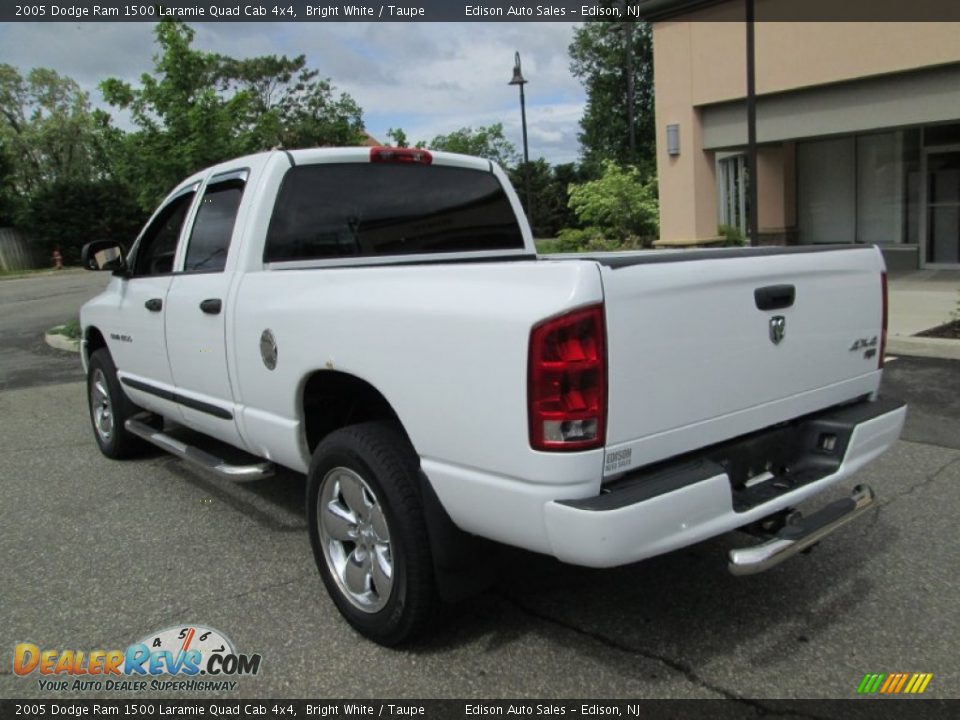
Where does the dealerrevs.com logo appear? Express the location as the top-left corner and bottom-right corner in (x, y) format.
(13, 625), (262, 693)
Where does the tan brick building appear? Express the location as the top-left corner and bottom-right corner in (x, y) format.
(642, 0), (960, 269)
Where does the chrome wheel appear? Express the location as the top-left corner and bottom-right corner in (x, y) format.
(318, 467), (394, 613)
(90, 368), (114, 442)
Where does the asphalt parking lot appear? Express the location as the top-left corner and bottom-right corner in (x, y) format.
(1, 272), (958, 702)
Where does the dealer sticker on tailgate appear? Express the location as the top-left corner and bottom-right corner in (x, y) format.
(605, 448), (633, 473)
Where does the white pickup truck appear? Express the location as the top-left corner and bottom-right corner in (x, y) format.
(80, 147), (906, 644)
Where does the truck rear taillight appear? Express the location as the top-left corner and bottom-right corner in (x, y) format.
(528, 305), (607, 451)
(879, 272), (888, 369)
(369, 146), (432, 165)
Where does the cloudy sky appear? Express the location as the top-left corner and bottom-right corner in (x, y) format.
(0, 22), (587, 164)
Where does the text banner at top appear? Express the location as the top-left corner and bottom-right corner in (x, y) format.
(4, 0), (960, 22)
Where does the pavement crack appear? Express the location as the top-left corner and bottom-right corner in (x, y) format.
(193, 574), (310, 608)
(499, 593), (836, 719)
(877, 454), (960, 509)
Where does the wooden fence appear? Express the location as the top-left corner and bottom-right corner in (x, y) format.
(0, 227), (41, 272)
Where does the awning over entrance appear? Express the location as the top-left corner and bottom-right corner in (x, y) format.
(701, 63), (960, 150)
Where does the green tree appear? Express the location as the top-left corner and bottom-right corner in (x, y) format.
(221, 54), (365, 150)
(101, 22), (254, 209)
(0, 64), (107, 195)
(567, 160), (658, 241)
(508, 159), (584, 238)
(385, 127), (410, 147)
(569, 14), (655, 174)
(426, 123), (519, 168)
(0, 142), (21, 225)
(102, 21), (365, 210)
(20, 179), (146, 264)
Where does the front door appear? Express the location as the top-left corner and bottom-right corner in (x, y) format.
(923, 148), (960, 268)
(111, 187), (197, 419)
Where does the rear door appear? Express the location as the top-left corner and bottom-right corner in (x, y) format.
(598, 246), (886, 476)
(164, 170), (248, 446)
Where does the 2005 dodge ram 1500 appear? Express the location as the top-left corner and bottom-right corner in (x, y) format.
(80, 146), (906, 644)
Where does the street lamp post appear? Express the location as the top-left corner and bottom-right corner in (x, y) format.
(509, 51), (532, 220)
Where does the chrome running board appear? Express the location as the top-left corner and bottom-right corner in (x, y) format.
(125, 416), (274, 481)
(728, 485), (875, 576)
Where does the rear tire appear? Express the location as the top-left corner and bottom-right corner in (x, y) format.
(87, 348), (148, 459)
(307, 422), (436, 646)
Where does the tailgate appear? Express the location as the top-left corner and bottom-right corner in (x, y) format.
(598, 246), (886, 477)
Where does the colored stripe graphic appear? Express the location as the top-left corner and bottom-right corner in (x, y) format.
(857, 673), (885, 694)
(892, 674), (909, 694)
(879, 674), (897, 694)
(858, 673), (933, 695)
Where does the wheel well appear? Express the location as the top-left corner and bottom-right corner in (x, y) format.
(302, 371), (403, 454)
(85, 326), (107, 365)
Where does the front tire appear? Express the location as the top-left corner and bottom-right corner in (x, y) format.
(307, 422), (436, 645)
(87, 348), (147, 459)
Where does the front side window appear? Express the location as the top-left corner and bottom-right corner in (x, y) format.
(132, 192), (195, 277)
(264, 163), (525, 263)
(183, 180), (245, 273)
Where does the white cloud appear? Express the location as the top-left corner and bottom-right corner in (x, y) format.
(0, 21), (586, 165)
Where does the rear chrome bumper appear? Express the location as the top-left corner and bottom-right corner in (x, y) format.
(543, 398), (905, 569)
(727, 484), (875, 575)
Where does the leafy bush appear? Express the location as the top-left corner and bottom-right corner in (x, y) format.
(567, 160), (658, 242)
(554, 228), (606, 252)
(718, 224), (746, 247)
(536, 229), (648, 254)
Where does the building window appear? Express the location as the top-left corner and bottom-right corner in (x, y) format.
(718, 154), (748, 237)
(797, 129), (921, 247)
(797, 137), (856, 244)
(924, 150), (960, 265)
(856, 133), (905, 246)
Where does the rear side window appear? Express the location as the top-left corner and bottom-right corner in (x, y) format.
(264, 163), (525, 263)
(183, 180), (244, 273)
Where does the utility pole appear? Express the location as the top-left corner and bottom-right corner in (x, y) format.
(622, 1), (636, 162)
(746, 0), (759, 246)
(509, 52), (532, 220)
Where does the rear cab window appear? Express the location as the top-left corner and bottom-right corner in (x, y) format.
(264, 163), (526, 263)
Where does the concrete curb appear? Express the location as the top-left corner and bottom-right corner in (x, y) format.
(44, 328), (80, 353)
(887, 335), (960, 361)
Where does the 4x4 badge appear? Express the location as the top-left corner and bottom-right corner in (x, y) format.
(769, 316), (786, 345)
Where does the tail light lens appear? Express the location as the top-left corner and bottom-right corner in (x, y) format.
(528, 305), (607, 451)
(879, 272), (888, 369)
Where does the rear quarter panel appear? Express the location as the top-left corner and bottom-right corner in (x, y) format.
(230, 260), (605, 487)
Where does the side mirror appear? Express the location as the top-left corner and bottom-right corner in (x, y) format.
(81, 240), (128, 275)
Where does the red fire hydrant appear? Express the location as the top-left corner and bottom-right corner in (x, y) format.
(52, 248), (63, 270)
